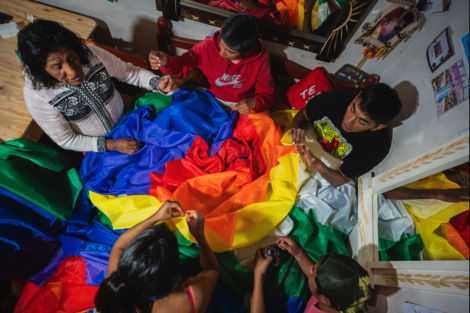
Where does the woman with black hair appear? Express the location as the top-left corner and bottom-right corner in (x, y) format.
(95, 200), (220, 313)
(18, 19), (177, 154)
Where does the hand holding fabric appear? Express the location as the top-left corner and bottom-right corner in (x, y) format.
(254, 248), (273, 277)
(276, 236), (301, 255)
(153, 200), (184, 221)
(158, 75), (178, 94)
(149, 50), (169, 70)
(106, 138), (142, 154)
(232, 98), (256, 115)
(288, 128), (306, 146)
(187, 210), (206, 240)
(298, 144), (321, 170)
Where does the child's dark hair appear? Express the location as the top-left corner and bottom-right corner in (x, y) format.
(315, 276), (341, 310)
(358, 83), (402, 125)
(94, 224), (179, 313)
(17, 19), (92, 90)
(220, 13), (260, 55)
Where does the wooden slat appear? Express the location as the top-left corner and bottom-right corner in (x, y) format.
(370, 135), (470, 195)
(0, 0), (96, 142)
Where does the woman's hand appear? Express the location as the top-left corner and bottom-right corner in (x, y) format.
(106, 138), (142, 154)
(153, 200), (185, 221)
(276, 237), (301, 255)
(149, 50), (169, 70)
(158, 75), (178, 94)
(254, 248), (273, 277)
(186, 210), (205, 240)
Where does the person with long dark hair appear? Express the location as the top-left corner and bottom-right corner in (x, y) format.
(94, 201), (219, 313)
(18, 19), (177, 154)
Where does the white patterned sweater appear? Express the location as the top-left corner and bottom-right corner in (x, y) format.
(23, 44), (162, 152)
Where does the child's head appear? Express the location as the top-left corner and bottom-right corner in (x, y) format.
(220, 13), (260, 61)
(308, 254), (372, 313)
(94, 224), (179, 313)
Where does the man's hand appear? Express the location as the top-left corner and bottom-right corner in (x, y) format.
(154, 200), (184, 221)
(186, 210), (206, 240)
(444, 170), (469, 189)
(254, 248), (273, 277)
(149, 50), (169, 70)
(232, 98), (257, 115)
(276, 237), (301, 256)
(437, 189), (469, 203)
(106, 138), (142, 155)
(288, 128), (306, 146)
(298, 144), (321, 170)
(158, 75), (178, 94)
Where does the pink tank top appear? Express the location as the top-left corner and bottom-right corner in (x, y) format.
(182, 281), (196, 313)
(304, 296), (326, 313)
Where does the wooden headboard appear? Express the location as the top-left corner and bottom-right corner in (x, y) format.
(156, 17), (380, 92)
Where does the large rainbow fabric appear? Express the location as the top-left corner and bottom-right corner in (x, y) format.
(5, 88), (352, 312)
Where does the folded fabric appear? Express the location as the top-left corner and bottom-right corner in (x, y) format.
(125, 91), (173, 113)
(450, 210), (469, 246)
(377, 195), (416, 243)
(0, 139), (83, 220)
(80, 105), (196, 195)
(379, 234), (424, 261)
(408, 202), (469, 260)
(441, 223), (469, 260)
(81, 99), (235, 196)
(402, 172), (458, 219)
(153, 87), (229, 143)
(90, 153), (307, 253)
(14, 256), (99, 313)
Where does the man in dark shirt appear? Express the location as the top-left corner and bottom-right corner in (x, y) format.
(290, 83), (402, 187)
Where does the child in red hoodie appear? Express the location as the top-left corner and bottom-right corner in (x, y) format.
(149, 13), (274, 115)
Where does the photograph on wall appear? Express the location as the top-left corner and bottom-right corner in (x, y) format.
(461, 32), (469, 65)
(431, 59), (469, 117)
(427, 27), (454, 72)
(416, 0), (444, 13)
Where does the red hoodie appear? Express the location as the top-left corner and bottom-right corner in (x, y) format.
(160, 30), (274, 112)
(208, 0), (282, 25)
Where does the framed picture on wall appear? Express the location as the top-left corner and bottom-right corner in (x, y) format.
(427, 28), (454, 73)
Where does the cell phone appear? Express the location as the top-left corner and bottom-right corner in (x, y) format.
(0, 12), (13, 24)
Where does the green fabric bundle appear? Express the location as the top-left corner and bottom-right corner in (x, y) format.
(0, 139), (83, 220)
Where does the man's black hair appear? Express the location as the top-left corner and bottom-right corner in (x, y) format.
(94, 224), (179, 313)
(359, 83), (402, 125)
(17, 19), (92, 90)
(220, 13), (260, 55)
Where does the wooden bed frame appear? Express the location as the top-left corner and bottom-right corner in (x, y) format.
(155, 16), (380, 94)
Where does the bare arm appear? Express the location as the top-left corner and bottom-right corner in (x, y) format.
(185, 211), (220, 312)
(251, 248), (273, 313)
(384, 187), (469, 203)
(303, 0), (317, 33)
(106, 201), (184, 277)
(276, 237), (316, 278)
(289, 108), (311, 146)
